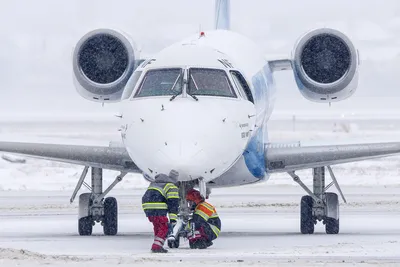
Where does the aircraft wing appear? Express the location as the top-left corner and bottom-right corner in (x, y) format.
(265, 142), (400, 173)
(0, 141), (140, 172)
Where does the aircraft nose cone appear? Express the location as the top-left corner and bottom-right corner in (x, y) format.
(161, 140), (204, 161)
(155, 140), (207, 178)
(123, 98), (256, 181)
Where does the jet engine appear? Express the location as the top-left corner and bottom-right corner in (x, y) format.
(72, 29), (139, 103)
(291, 28), (360, 102)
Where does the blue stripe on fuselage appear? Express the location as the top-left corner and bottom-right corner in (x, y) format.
(242, 67), (272, 179)
(243, 127), (265, 179)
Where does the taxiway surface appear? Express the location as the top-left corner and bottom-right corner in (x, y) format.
(0, 185), (399, 266)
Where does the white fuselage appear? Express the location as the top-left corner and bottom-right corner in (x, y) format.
(119, 30), (276, 186)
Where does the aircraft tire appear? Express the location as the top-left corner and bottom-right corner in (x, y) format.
(300, 195), (314, 234)
(168, 237), (180, 248)
(103, 197), (118, 236)
(325, 192), (340, 234)
(78, 217), (93, 236)
(325, 217), (339, 234)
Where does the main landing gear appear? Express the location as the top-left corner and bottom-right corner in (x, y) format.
(288, 166), (346, 235)
(70, 166), (127, 236)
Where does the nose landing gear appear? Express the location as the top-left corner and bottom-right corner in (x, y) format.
(167, 179), (209, 248)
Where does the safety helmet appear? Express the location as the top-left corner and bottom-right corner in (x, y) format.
(186, 189), (204, 205)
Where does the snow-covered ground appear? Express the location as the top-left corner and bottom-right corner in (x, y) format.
(0, 116), (400, 266)
(1, 187), (399, 266)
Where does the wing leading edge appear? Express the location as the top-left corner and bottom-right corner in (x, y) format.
(266, 142), (400, 173)
(2, 141), (400, 177)
(0, 141), (140, 172)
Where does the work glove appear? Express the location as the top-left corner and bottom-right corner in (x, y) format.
(190, 202), (197, 212)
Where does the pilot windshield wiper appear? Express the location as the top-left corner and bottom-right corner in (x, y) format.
(169, 92), (182, 101)
(169, 92), (198, 101)
(187, 92), (199, 101)
(169, 72), (183, 101)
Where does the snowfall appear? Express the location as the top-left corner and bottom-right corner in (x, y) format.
(0, 114), (399, 267)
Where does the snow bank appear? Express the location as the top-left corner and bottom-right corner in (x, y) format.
(0, 248), (84, 262)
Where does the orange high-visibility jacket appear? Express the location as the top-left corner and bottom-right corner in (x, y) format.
(192, 201), (221, 237)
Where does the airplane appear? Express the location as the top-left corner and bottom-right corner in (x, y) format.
(1, 0), (400, 247)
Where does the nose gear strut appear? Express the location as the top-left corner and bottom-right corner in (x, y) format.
(167, 179), (206, 248)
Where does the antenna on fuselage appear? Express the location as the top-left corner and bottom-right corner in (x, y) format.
(215, 0), (230, 30)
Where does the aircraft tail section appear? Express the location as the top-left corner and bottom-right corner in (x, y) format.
(215, 0), (230, 30)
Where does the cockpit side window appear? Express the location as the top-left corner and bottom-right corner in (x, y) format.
(231, 72), (248, 100)
(121, 71), (142, 100)
(134, 68), (183, 98)
(188, 68), (237, 98)
(230, 71), (254, 103)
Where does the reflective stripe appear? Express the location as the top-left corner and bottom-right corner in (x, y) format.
(163, 184), (173, 191)
(195, 209), (210, 221)
(169, 213), (178, 221)
(153, 240), (163, 247)
(164, 183), (178, 192)
(166, 192), (179, 199)
(201, 202), (215, 212)
(197, 204), (213, 219)
(155, 236), (165, 242)
(165, 185), (179, 199)
(143, 182), (178, 212)
(187, 230), (201, 240)
(186, 221), (192, 230)
(142, 202), (168, 210)
(154, 236), (165, 247)
(210, 224), (220, 237)
(148, 187), (166, 198)
(147, 183), (179, 201)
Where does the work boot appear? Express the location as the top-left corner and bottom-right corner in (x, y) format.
(190, 239), (207, 249)
(151, 247), (168, 253)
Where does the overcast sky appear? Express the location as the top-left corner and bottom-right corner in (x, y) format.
(0, 0), (400, 117)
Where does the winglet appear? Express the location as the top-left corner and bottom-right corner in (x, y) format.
(215, 0), (230, 30)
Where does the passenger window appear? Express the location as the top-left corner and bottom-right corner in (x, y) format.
(188, 68), (237, 98)
(134, 68), (183, 97)
(121, 71), (142, 100)
(230, 71), (254, 103)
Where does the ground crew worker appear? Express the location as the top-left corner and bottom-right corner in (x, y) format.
(186, 188), (221, 249)
(142, 170), (180, 253)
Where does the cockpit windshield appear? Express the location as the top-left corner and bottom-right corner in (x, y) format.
(188, 68), (237, 98)
(134, 68), (183, 97)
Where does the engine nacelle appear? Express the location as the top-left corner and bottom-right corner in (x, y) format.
(291, 28), (360, 102)
(72, 29), (138, 103)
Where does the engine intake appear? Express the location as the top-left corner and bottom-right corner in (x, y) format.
(73, 29), (138, 102)
(292, 28), (359, 102)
